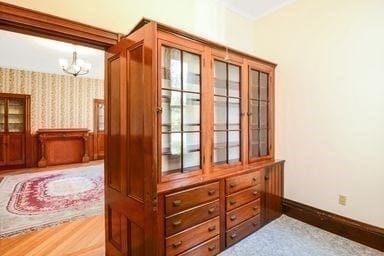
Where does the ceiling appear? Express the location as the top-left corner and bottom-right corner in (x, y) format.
(0, 30), (104, 80)
(216, 0), (295, 20)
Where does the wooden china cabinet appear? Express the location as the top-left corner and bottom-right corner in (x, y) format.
(0, 93), (30, 170)
(105, 19), (284, 256)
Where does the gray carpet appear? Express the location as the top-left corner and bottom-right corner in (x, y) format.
(220, 215), (383, 256)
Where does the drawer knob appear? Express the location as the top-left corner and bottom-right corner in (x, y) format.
(208, 225), (216, 232)
(172, 220), (182, 227)
(172, 200), (182, 206)
(230, 182), (236, 188)
(229, 200), (236, 205)
(253, 191), (258, 196)
(230, 215), (237, 221)
(172, 241), (182, 248)
(252, 222), (258, 227)
(208, 207), (215, 214)
(208, 245), (216, 251)
(252, 177), (258, 182)
(253, 206), (258, 211)
(230, 233), (237, 239)
(208, 189), (216, 196)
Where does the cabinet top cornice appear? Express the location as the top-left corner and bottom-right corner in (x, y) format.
(125, 18), (277, 67)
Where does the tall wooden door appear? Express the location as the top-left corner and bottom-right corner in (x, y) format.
(105, 22), (157, 255)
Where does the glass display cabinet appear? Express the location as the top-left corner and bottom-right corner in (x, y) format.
(104, 19), (283, 256)
(0, 93), (30, 168)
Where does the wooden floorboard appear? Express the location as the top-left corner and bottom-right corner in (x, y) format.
(0, 215), (105, 256)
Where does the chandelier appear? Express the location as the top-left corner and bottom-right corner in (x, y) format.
(59, 51), (91, 76)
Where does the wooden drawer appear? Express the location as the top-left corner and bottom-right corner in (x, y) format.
(226, 198), (260, 229)
(165, 200), (220, 236)
(226, 215), (261, 247)
(226, 170), (261, 194)
(166, 217), (220, 256)
(165, 182), (219, 216)
(226, 184), (261, 211)
(178, 236), (220, 256)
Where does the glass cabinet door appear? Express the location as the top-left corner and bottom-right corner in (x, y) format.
(0, 99), (5, 132)
(161, 46), (201, 175)
(213, 60), (241, 165)
(249, 69), (270, 160)
(7, 99), (25, 133)
(97, 102), (104, 132)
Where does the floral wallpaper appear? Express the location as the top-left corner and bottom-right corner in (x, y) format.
(0, 67), (104, 132)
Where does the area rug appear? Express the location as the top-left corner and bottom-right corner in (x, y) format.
(219, 215), (383, 256)
(0, 164), (104, 238)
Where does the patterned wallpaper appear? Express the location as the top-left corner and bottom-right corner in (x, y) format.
(0, 67), (104, 132)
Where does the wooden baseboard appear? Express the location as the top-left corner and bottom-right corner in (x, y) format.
(282, 198), (384, 252)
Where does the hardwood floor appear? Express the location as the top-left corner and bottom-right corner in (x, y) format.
(0, 215), (105, 256)
(0, 161), (105, 256)
(0, 160), (104, 178)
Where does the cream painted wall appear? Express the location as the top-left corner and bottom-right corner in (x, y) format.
(252, 0), (384, 227)
(3, 0), (255, 54)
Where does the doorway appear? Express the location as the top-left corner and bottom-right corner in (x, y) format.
(0, 29), (106, 255)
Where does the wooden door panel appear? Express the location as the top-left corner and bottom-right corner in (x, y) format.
(264, 162), (284, 224)
(97, 133), (104, 158)
(0, 135), (5, 166)
(6, 134), (25, 165)
(105, 22), (157, 256)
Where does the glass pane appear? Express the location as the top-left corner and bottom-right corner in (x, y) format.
(214, 61), (227, 96)
(250, 100), (259, 129)
(183, 52), (200, 92)
(183, 132), (200, 172)
(214, 96), (227, 130)
(8, 99), (24, 132)
(229, 146), (240, 163)
(228, 131), (240, 148)
(250, 69), (259, 99)
(228, 131), (240, 163)
(228, 64), (240, 97)
(250, 129), (259, 158)
(162, 90), (181, 132)
(260, 129), (269, 156)
(228, 98), (240, 130)
(161, 46), (181, 90)
(260, 72), (268, 101)
(214, 131), (227, 164)
(183, 93), (200, 131)
(260, 101), (268, 129)
(162, 133), (182, 174)
(98, 103), (104, 131)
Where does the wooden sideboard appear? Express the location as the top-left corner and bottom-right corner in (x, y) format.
(37, 129), (90, 167)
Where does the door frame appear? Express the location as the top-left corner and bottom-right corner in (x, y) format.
(0, 2), (120, 49)
(0, 0), (120, 252)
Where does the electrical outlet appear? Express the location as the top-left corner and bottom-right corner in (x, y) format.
(339, 195), (347, 206)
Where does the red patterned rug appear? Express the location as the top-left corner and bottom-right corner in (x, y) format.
(0, 164), (104, 238)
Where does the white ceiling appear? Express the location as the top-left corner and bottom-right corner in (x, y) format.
(0, 30), (104, 80)
(216, 0), (296, 20)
